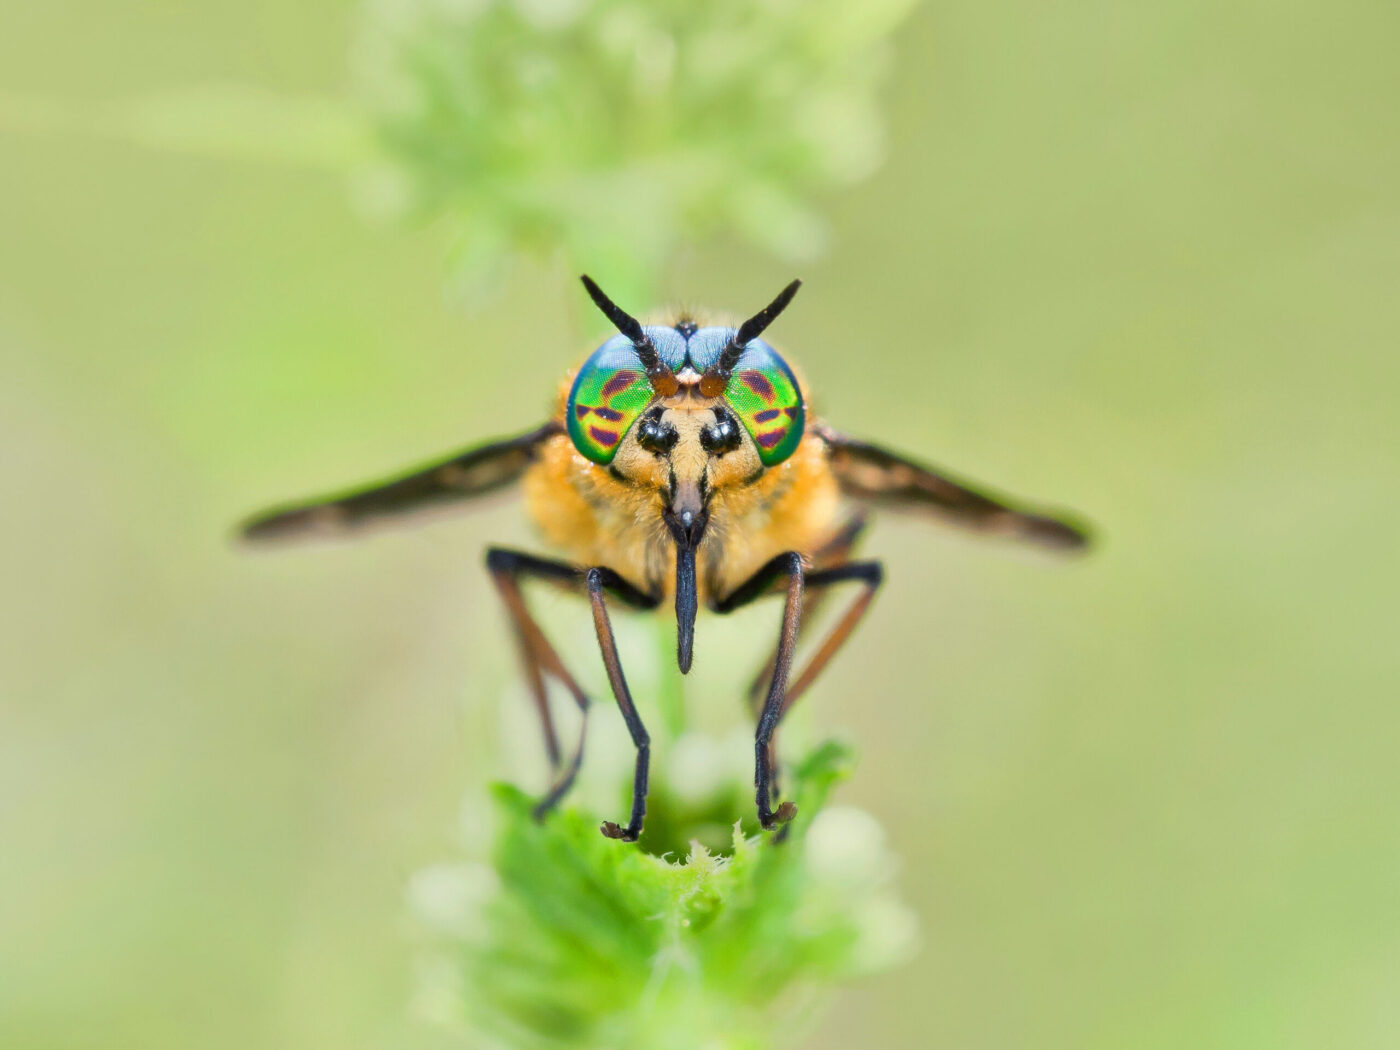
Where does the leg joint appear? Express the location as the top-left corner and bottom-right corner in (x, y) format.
(485, 547), (581, 585)
(807, 559), (884, 589)
(714, 550), (806, 613)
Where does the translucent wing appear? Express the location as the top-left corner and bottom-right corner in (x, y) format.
(241, 421), (561, 543)
(816, 424), (1090, 551)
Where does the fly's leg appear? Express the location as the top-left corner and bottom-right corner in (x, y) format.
(780, 561), (884, 715)
(487, 549), (592, 818)
(744, 511), (869, 710)
(715, 552), (805, 829)
(717, 552), (884, 830)
(761, 560), (886, 801)
(586, 570), (653, 841)
(485, 548), (657, 824)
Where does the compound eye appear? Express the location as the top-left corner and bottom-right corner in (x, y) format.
(566, 335), (656, 464)
(636, 412), (679, 455)
(700, 406), (743, 456)
(716, 337), (805, 466)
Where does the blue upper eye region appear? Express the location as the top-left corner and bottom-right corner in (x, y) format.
(697, 331), (792, 378)
(630, 326), (794, 376)
(580, 327), (799, 377)
(581, 333), (646, 372)
(643, 326), (688, 369)
(679, 327), (731, 371)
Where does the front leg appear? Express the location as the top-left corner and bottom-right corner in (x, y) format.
(485, 548), (658, 832)
(585, 569), (655, 841)
(715, 552), (806, 829)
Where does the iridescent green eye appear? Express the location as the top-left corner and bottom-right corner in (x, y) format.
(688, 329), (805, 466)
(566, 329), (685, 464)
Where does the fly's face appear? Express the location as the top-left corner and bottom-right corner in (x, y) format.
(567, 292), (807, 543)
(609, 400), (762, 530)
(593, 352), (798, 551)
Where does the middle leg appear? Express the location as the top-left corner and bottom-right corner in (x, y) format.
(743, 511), (870, 710)
(485, 548), (657, 826)
(715, 552), (806, 829)
(716, 552), (885, 828)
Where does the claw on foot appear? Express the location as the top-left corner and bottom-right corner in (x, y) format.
(760, 800), (798, 830)
(600, 820), (638, 841)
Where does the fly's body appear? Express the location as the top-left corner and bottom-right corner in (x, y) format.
(243, 277), (1089, 840)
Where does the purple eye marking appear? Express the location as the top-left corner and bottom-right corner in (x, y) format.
(574, 404), (627, 425)
(588, 426), (620, 447)
(756, 430), (784, 450)
(752, 408), (781, 423)
(739, 371), (775, 402)
(601, 371), (640, 399)
(783, 406), (799, 417)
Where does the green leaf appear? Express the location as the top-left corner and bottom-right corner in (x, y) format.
(411, 740), (917, 1050)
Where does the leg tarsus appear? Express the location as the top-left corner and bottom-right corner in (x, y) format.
(599, 739), (649, 841)
(530, 712), (589, 822)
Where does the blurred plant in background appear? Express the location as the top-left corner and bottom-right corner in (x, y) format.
(1, 0), (919, 302)
(353, 0), (919, 299)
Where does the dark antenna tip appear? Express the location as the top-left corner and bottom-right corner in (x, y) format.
(735, 278), (802, 346)
(699, 278), (803, 398)
(579, 274), (645, 344)
(579, 274), (679, 396)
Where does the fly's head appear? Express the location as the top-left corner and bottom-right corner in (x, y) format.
(567, 277), (806, 548)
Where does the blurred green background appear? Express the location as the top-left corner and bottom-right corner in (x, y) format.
(3, 1), (1399, 1048)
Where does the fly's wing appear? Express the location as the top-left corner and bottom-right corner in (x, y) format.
(240, 421), (561, 543)
(816, 423), (1090, 551)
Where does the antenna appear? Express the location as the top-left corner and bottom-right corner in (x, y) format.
(580, 275), (679, 397)
(698, 279), (801, 399)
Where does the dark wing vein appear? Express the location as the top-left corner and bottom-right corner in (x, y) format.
(815, 423), (1090, 551)
(240, 421), (561, 543)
